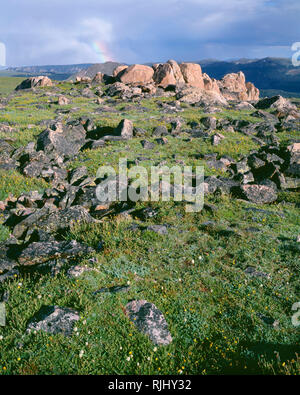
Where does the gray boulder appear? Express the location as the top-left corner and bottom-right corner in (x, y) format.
(18, 240), (94, 266)
(37, 122), (86, 159)
(240, 182), (278, 204)
(27, 306), (80, 336)
(125, 300), (172, 346)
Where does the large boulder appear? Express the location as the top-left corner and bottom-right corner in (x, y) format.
(246, 82), (260, 101)
(219, 72), (259, 101)
(113, 65), (128, 78)
(167, 60), (185, 83)
(118, 64), (154, 85)
(180, 63), (204, 88)
(153, 59), (184, 88)
(15, 76), (53, 91)
(37, 121), (86, 159)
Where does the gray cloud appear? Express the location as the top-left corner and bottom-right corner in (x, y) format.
(0, 0), (298, 66)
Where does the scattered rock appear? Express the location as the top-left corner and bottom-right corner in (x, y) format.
(37, 121), (86, 159)
(27, 306), (80, 336)
(240, 183), (278, 204)
(67, 264), (96, 278)
(114, 119), (133, 139)
(93, 285), (130, 295)
(211, 133), (225, 146)
(17, 240), (94, 266)
(125, 300), (172, 345)
(141, 140), (155, 150)
(15, 76), (53, 90)
(57, 96), (71, 105)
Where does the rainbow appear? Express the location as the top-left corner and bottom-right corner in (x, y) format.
(91, 41), (115, 63)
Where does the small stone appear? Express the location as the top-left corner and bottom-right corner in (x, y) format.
(141, 140), (155, 150)
(146, 225), (168, 235)
(114, 119), (133, 140)
(93, 285), (130, 295)
(244, 267), (270, 279)
(155, 137), (168, 145)
(67, 265), (95, 278)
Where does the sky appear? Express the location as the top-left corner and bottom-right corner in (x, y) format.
(0, 0), (299, 67)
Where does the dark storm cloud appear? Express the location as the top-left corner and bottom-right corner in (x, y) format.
(0, 0), (298, 66)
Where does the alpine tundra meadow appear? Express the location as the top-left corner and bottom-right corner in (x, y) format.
(0, 0), (299, 380)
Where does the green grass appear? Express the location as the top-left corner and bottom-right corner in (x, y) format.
(0, 79), (299, 375)
(0, 170), (49, 201)
(0, 77), (24, 95)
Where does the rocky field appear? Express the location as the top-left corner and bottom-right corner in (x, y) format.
(0, 60), (299, 375)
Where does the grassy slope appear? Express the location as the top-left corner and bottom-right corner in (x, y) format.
(0, 78), (299, 375)
(0, 77), (25, 95)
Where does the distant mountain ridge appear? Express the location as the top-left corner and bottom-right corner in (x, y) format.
(70, 62), (124, 80)
(0, 64), (94, 80)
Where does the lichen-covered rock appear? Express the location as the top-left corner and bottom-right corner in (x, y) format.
(11, 206), (96, 240)
(240, 183), (278, 204)
(106, 82), (131, 97)
(17, 240), (94, 266)
(26, 306), (80, 336)
(37, 121), (86, 159)
(125, 300), (172, 345)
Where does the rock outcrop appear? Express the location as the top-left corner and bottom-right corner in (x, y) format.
(153, 59), (185, 87)
(218, 71), (259, 101)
